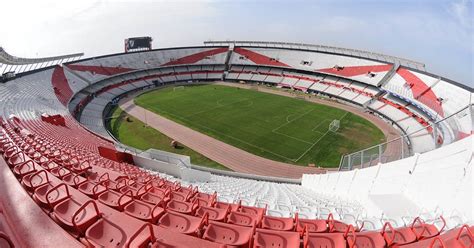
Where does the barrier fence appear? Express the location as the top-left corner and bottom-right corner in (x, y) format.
(339, 104), (472, 170)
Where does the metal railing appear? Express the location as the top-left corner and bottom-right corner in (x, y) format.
(339, 104), (473, 170)
(0, 47), (83, 76)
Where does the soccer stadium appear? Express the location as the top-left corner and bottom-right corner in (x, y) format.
(0, 1), (473, 247)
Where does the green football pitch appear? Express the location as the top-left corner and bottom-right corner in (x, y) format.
(135, 84), (385, 167)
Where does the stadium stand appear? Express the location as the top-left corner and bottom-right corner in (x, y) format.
(0, 42), (472, 247)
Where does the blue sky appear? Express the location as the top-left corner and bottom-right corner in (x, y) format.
(2, 0), (473, 87)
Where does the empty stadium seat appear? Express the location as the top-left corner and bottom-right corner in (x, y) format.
(98, 189), (133, 211)
(21, 169), (50, 191)
(345, 224), (392, 248)
(253, 228), (301, 248)
(303, 229), (348, 248)
(296, 213), (328, 233)
(196, 205), (229, 222)
(77, 180), (107, 198)
(34, 182), (71, 209)
(410, 217), (446, 240)
(52, 199), (102, 234)
(203, 221), (255, 247)
(84, 216), (154, 248)
(158, 211), (208, 236)
(166, 199), (198, 215)
(13, 160), (37, 178)
(228, 211), (260, 227)
(261, 215), (295, 231)
(124, 199), (165, 223)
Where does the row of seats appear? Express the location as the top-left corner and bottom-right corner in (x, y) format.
(1, 115), (472, 247)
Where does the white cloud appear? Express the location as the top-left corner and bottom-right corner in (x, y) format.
(1, 0), (472, 87)
(449, 0), (473, 29)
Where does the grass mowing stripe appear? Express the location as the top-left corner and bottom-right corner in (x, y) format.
(144, 103), (298, 161)
(135, 84), (386, 167)
(294, 111), (350, 162)
(107, 106), (230, 171)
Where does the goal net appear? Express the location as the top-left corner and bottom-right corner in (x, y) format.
(173, 86), (185, 91)
(329, 119), (340, 132)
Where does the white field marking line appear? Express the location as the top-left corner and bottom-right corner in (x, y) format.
(311, 119), (332, 132)
(186, 97), (255, 118)
(272, 108), (314, 132)
(216, 99), (225, 107)
(294, 111), (350, 162)
(272, 130), (313, 145)
(286, 114), (296, 122)
(313, 130), (326, 135)
(243, 100), (253, 107)
(146, 105), (297, 162)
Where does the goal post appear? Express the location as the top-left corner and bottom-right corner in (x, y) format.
(329, 119), (340, 132)
(173, 86), (185, 91)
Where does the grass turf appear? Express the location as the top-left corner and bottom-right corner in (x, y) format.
(107, 106), (231, 171)
(135, 84), (386, 168)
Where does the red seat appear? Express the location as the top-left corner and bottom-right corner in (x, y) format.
(147, 185), (169, 196)
(86, 171), (110, 183)
(141, 189), (170, 206)
(203, 221), (255, 247)
(151, 239), (181, 248)
(119, 184), (151, 198)
(194, 196), (214, 207)
(381, 222), (417, 246)
(169, 191), (191, 202)
(196, 205), (229, 222)
(77, 181), (107, 199)
(4, 147), (22, 163)
(21, 169), (50, 192)
(240, 205), (266, 222)
(303, 229), (347, 248)
(52, 199), (101, 234)
(215, 201), (240, 212)
(62, 173), (87, 188)
(399, 224), (473, 248)
(261, 215), (295, 231)
(228, 211), (259, 227)
(98, 189), (133, 211)
(176, 185), (198, 198)
(296, 213), (328, 233)
(34, 182), (71, 209)
(13, 160), (37, 178)
(69, 160), (91, 174)
(49, 166), (72, 179)
(439, 225), (474, 248)
(193, 191), (216, 202)
(158, 211), (208, 236)
(124, 199), (165, 223)
(410, 217), (446, 240)
(166, 199), (198, 215)
(253, 228), (300, 248)
(38, 160), (58, 171)
(85, 217), (155, 248)
(345, 225), (390, 248)
(101, 178), (127, 191)
(328, 213), (352, 233)
(33, 155), (49, 165)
